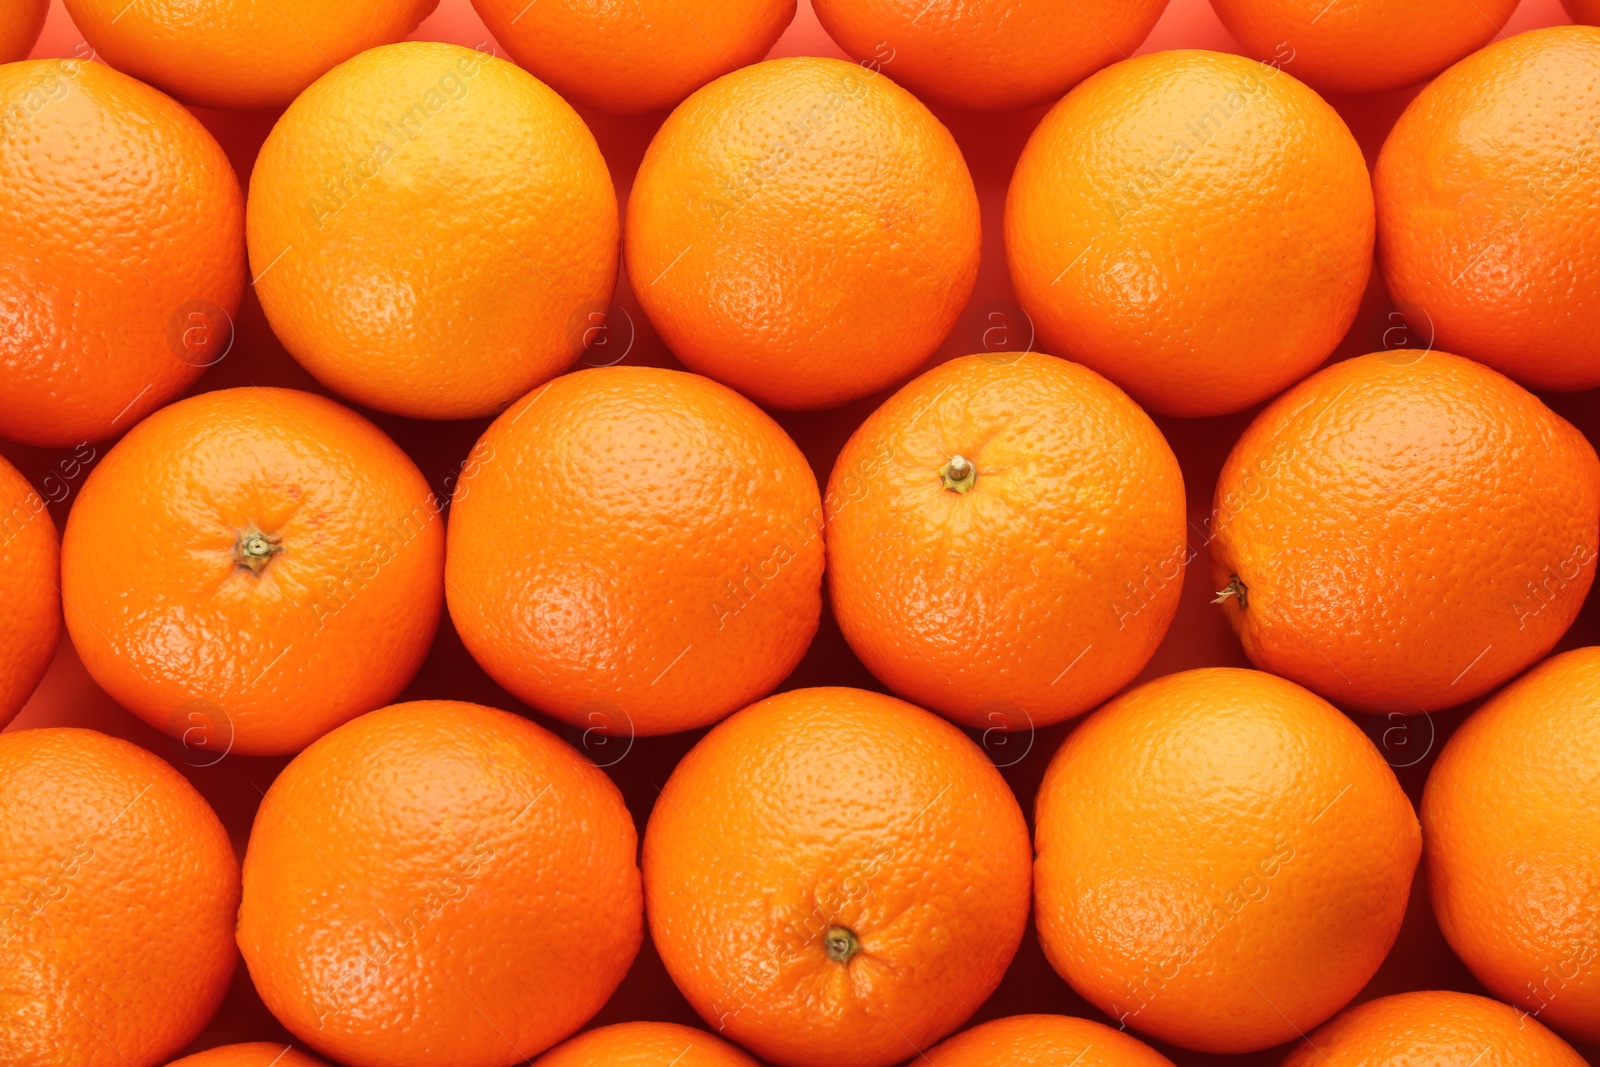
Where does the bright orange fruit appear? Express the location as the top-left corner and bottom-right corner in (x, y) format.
(238, 700), (643, 1067)
(166, 1045), (330, 1067)
(627, 57), (980, 410)
(1422, 647), (1600, 1045)
(0, 0), (46, 62)
(1006, 50), (1372, 418)
(1280, 990), (1590, 1066)
(922, 1015), (1175, 1067)
(1376, 26), (1600, 391)
(472, 0), (795, 113)
(0, 60), (244, 447)
(1034, 668), (1420, 1053)
(826, 352), (1185, 730)
(248, 42), (618, 420)
(0, 452), (60, 728)
(60, 387), (444, 756)
(1209, 351), (1600, 713)
(643, 687), (1032, 1067)
(533, 1022), (759, 1067)
(0, 728), (239, 1067)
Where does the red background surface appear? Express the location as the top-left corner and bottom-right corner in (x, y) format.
(8, 0), (1599, 1063)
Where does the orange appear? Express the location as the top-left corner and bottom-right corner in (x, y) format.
(446, 366), (823, 736)
(532, 1022), (759, 1067)
(472, 0), (795, 114)
(60, 0), (437, 110)
(248, 42), (618, 420)
(1280, 990), (1590, 1066)
(1375, 27), (1600, 391)
(1569, 0), (1600, 23)
(1210, 0), (1520, 95)
(0, 452), (60, 728)
(1005, 50), (1372, 418)
(1034, 668), (1420, 1053)
(238, 700), (642, 1067)
(1422, 647), (1600, 1045)
(643, 687), (1032, 1067)
(826, 352), (1185, 730)
(60, 387), (444, 756)
(166, 1045), (329, 1067)
(1209, 351), (1600, 713)
(627, 57), (980, 410)
(0, 60), (244, 447)
(0, 728), (239, 1067)
(813, 0), (1170, 111)
(921, 1015), (1175, 1067)
(0, 0), (47, 62)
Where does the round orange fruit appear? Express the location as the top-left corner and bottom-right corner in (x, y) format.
(0, 452), (60, 728)
(627, 57), (980, 410)
(533, 1022), (759, 1067)
(0, 59), (244, 447)
(472, 0), (795, 114)
(826, 352), (1185, 730)
(238, 700), (643, 1067)
(0, 728), (239, 1067)
(643, 687), (1032, 1067)
(812, 0), (1170, 111)
(922, 1014), (1175, 1067)
(1034, 667), (1420, 1053)
(166, 1045), (329, 1067)
(1422, 647), (1600, 1045)
(1375, 26), (1600, 391)
(0, 0), (46, 62)
(1006, 49), (1372, 418)
(1210, 0), (1520, 95)
(248, 42), (618, 420)
(1209, 351), (1600, 713)
(59, 0), (438, 110)
(60, 387), (444, 756)
(446, 366), (823, 737)
(1280, 990), (1590, 1067)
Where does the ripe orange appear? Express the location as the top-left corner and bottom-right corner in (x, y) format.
(248, 42), (618, 420)
(533, 1022), (759, 1067)
(0, 60), (244, 447)
(1209, 0), (1519, 95)
(643, 687), (1032, 1067)
(446, 366), (823, 736)
(1034, 668), (1420, 1053)
(0, 0), (46, 62)
(812, 0), (1170, 111)
(1375, 26), (1600, 391)
(238, 700), (642, 1067)
(1006, 50), (1372, 418)
(61, 387), (444, 756)
(826, 352), (1185, 730)
(472, 0), (795, 114)
(1209, 351), (1600, 713)
(627, 57), (980, 410)
(60, 0), (438, 110)
(0, 452), (60, 728)
(922, 1015), (1175, 1067)
(1280, 990), (1590, 1066)
(1422, 647), (1600, 1045)
(166, 1045), (329, 1067)
(1568, 0), (1600, 23)
(0, 728), (239, 1067)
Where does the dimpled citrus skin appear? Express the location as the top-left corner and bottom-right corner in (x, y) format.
(922, 1014), (1176, 1067)
(1006, 50), (1372, 418)
(1422, 648), (1600, 1044)
(1210, 351), (1600, 713)
(248, 42), (617, 420)
(165, 1045), (330, 1067)
(237, 701), (643, 1067)
(643, 687), (1032, 1067)
(472, 0), (795, 114)
(0, 729), (240, 1067)
(1210, 0), (1519, 95)
(446, 366), (823, 736)
(1375, 27), (1600, 392)
(627, 57), (980, 411)
(59, 0), (438, 111)
(0, 453), (60, 728)
(60, 387), (444, 756)
(826, 353), (1185, 730)
(1280, 990), (1592, 1067)
(1034, 668), (1421, 1054)
(0, 0), (47, 62)
(812, 0), (1169, 111)
(532, 1022), (760, 1067)
(0, 60), (244, 447)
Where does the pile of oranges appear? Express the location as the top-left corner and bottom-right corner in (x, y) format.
(2, 1), (1599, 1066)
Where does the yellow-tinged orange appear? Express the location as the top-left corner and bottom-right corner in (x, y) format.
(922, 1015), (1175, 1067)
(0, 452), (60, 728)
(0, 0), (46, 63)
(165, 1045), (330, 1067)
(1280, 990), (1590, 1066)
(532, 1022), (759, 1067)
